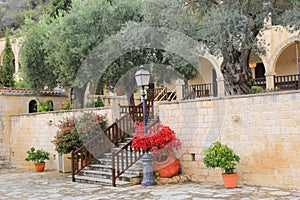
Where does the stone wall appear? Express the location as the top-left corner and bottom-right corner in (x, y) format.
(9, 107), (113, 170)
(0, 94), (67, 167)
(0, 111), (4, 168)
(158, 90), (300, 189)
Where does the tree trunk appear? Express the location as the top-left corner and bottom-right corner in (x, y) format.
(127, 93), (135, 106)
(72, 84), (87, 108)
(221, 50), (253, 95)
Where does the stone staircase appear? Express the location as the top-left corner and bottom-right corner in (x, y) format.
(71, 97), (159, 186)
(70, 137), (143, 186)
(70, 116), (160, 186)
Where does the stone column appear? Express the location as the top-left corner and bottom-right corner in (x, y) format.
(175, 79), (184, 100)
(265, 72), (275, 90)
(111, 105), (121, 122)
(217, 77), (225, 97)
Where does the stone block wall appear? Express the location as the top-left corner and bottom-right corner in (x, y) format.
(0, 94), (68, 167)
(159, 91), (300, 189)
(0, 110), (5, 168)
(9, 107), (113, 170)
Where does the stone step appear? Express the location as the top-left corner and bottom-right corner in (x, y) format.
(71, 175), (132, 186)
(98, 158), (143, 166)
(87, 163), (142, 175)
(81, 169), (141, 182)
(71, 134), (146, 186)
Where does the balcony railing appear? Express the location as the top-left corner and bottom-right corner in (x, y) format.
(182, 83), (217, 100)
(147, 87), (177, 101)
(253, 78), (266, 89)
(274, 74), (300, 90)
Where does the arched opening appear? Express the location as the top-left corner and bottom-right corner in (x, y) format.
(275, 41), (299, 75)
(274, 41), (300, 90)
(29, 100), (38, 113)
(249, 51), (266, 89)
(185, 56), (218, 98)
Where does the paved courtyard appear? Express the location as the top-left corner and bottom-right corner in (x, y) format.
(0, 169), (299, 200)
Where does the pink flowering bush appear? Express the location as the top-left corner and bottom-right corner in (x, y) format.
(131, 122), (182, 161)
(53, 112), (107, 154)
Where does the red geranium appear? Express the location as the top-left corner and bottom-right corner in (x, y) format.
(131, 122), (182, 160)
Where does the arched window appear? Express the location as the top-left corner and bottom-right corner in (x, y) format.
(29, 100), (37, 113)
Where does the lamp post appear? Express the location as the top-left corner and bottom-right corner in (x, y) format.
(135, 65), (156, 186)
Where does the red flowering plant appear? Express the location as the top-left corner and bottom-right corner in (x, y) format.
(53, 112), (108, 154)
(131, 122), (182, 161)
(53, 116), (81, 154)
(76, 112), (107, 143)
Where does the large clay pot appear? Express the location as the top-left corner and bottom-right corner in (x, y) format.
(153, 155), (180, 178)
(222, 173), (238, 188)
(35, 163), (45, 172)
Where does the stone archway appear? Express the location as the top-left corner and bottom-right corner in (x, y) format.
(271, 36), (300, 74)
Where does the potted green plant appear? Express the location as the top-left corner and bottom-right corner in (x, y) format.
(203, 141), (240, 188)
(25, 147), (50, 172)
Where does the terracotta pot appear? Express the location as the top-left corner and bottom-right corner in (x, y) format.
(153, 155), (180, 178)
(222, 173), (238, 188)
(35, 163), (45, 172)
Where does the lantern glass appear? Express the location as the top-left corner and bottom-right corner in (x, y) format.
(135, 65), (150, 87)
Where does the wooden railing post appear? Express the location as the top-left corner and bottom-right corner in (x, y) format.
(71, 151), (75, 182)
(112, 151), (116, 187)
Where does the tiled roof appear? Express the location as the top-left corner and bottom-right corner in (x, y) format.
(0, 87), (64, 95)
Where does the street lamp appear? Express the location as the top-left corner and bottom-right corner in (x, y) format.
(135, 65), (156, 186)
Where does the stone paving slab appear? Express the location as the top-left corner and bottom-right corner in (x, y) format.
(0, 169), (299, 200)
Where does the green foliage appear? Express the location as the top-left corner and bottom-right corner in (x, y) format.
(0, 0), (53, 37)
(186, 0), (300, 55)
(50, 0), (72, 18)
(53, 112), (108, 154)
(38, 99), (54, 112)
(204, 141), (240, 174)
(0, 30), (15, 87)
(21, 0), (142, 91)
(20, 15), (57, 91)
(183, 0), (299, 95)
(14, 80), (26, 88)
(85, 97), (105, 108)
(25, 147), (50, 164)
(60, 100), (78, 110)
(20, 0), (299, 96)
(251, 86), (266, 94)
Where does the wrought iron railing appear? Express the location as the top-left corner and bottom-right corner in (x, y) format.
(182, 83), (216, 100)
(71, 99), (154, 182)
(111, 116), (159, 186)
(252, 78), (266, 89)
(274, 74), (300, 90)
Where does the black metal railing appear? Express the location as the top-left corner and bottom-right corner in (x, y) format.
(274, 74), (300, 90)
(182, 83), (217, 100)
(252, 77), (266, 89)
